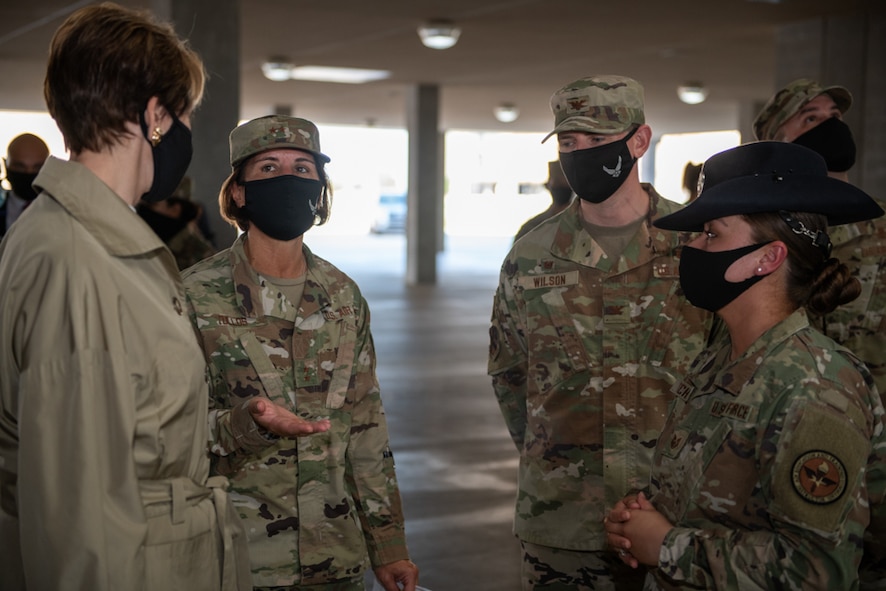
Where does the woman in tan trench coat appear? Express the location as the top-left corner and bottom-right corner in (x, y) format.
(0, 4), (254, 589)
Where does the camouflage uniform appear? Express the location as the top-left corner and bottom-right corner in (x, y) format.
(820, 220), (886, 391)
(647, 308), (886, 590)
(488, 188), (710, 566)
(168, 224), (215, 269)
(183, 236), (409, 588)
(754, 79), (886, 587)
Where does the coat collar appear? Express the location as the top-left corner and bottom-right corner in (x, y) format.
(33, 156), (166, 257)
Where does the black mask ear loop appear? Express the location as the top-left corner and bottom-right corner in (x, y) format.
(777, 210), (832, 259)
(138, 101), (153, 143)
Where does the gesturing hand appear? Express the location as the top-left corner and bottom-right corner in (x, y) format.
(374, 559), (419, 591)
(248, 397), (331, 437)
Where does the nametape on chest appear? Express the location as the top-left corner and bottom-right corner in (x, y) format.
(213, 314), (257, 326)
(517, 270), (580, 290)
(672, 377), (695, 402)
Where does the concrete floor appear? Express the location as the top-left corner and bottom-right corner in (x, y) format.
(307, 233), (522, 591)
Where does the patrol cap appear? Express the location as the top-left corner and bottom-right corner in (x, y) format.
(654, 141), (883, 232)
(542, 75), (645, 143)
(229, 115), (330, 168)
(752, 79), (852, 141)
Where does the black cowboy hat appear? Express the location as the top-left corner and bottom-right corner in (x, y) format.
(654, 141), (882, 232)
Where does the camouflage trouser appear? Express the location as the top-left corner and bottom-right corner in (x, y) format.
(521, 541), (648, 591)
(255, 576), (364, 591)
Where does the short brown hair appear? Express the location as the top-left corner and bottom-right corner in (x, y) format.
(44, 2), (205, 154)
(218, 159), (333, 233)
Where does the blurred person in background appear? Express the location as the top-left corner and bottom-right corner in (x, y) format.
(680, 161), (702, 203)
(514, 160), (574, 242)
(137, 176), (216, 269)
(0, 132), (49, 238)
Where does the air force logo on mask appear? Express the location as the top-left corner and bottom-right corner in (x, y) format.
(603, 155), (623, 178)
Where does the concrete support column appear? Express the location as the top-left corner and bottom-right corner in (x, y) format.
(406, 84), (444, 285)
(164, 0), (241, 249)
(773, 7), (886, 195)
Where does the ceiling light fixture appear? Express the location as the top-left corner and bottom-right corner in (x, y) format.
(261, 57), (295, 81)
(493, 103), (519, 123)
(677, 82), (709, 105)
(418, 19), (461, 50)
(290, 66), (390, 84)
(261, 58), (390, 84)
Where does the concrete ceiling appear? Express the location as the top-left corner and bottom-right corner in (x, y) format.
(0, 0), (873, 138)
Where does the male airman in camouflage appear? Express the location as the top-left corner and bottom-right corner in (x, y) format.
(488, 75), (711, 590)
(183, 115), (416, 590)
(754, 79), (886, 588)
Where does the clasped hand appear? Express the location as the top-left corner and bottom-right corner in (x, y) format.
(603, 491), (673, 568)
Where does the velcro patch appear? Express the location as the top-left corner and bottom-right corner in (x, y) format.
(322, 305), (356, 321)
(773, 400), (868, 535)
(517, 270), (580, 290)
(710, 400), (756, 422)
(791, 450), (846, 504)
(673, 378), (694, 402)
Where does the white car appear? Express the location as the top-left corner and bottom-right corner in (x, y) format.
(370, 193), (407, 233)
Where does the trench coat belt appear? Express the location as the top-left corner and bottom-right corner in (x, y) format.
(140, 476), (251, 591)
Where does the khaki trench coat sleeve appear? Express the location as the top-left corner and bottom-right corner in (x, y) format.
(3, 247), (147, 589)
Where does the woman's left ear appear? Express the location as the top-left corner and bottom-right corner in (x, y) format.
(143, 96), (171, 137)
(231, 180), (246, 208)
(759, 241), (789, 274)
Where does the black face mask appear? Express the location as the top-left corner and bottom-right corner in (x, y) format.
(792, 117), (856, 173)
(139, 111), (193, 203)
(242, 175), (322, 241)
(679, 242), (771, 312)
(5, 170), (39, 201)
(558, 127), (638, 204)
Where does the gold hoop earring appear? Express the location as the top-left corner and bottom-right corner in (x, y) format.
(150, 127), (163, 147)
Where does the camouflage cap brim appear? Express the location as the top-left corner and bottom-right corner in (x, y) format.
(541, 115), (635, 143)
(230, 115), (331, 168)
(543, 75), (645, 144)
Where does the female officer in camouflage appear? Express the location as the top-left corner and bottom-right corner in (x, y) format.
(182, 115), (418, 591)
(603, 141), (886, 590)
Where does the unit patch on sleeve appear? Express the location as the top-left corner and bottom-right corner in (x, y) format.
(791, 450), (847, 505)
